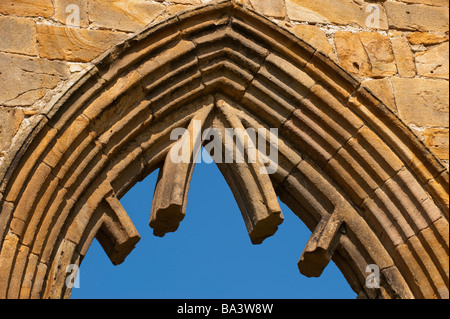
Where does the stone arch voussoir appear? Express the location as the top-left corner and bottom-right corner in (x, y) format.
(0, 0), (448, 299)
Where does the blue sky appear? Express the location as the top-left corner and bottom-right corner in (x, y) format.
(71, 150), (356, 299)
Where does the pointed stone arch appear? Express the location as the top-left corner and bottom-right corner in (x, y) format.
(0, 1), (448, 299)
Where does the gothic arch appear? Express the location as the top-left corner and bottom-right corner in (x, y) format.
(0, 1), (448, 299)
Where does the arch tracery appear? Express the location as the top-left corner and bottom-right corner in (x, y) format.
(0, 1), (448, 299)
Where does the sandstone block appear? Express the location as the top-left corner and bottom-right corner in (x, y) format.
(391, 37), (416, 78)
(415, 42), (449, 79)
(298, 214), (344, 277)
(30, 262), (47, 298)
(362, 78), (397, 112)
(166, 4), (195, 16)
(37, 25), (130, 63)
(381, 266), (415, 299)
(54, 115), (90, 156)
(335, 32), (397, 78)
(101, 195), (140, 266)
(264, 53), (316, 91)
(399, 0), (449, 6)
(363, 198), (405, 247)
(0, 108), (24, 156)
(19, 253), (38, 299)
(434, 217), (450, 250)
(249, 0), (286, 19)
(391, 78), (449, 127)
(0, 52), (70, 106)
(0, 16), (37, 56)
(408, 235), (449, 299)
(168, 0), (201, 4)
(358, 125), (405, 176)
(419, 222), (449, 284)
(0, 233), (19, 299)
(7, 244), (30, 299)
(395, 243), (437, 298)
(292, 25), (336, 60)
(407, 32), (449, 45)
(422, 128), (449, 161)
(308, 84), (364, 137)
(304, 51), (360, 101)
(286, 0), (388, 29)
(384, 1), (449, 32)
(0, 0), (53, 17)
(89, 0), (166, 33)
(54, 0), (89, 28)
(286, 0), (329, 24)
(0, 201), (14, 247)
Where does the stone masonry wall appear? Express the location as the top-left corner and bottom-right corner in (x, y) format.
(0, 0), (449, 167)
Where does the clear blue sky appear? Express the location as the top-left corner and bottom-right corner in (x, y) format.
(71, 150), (356, 299)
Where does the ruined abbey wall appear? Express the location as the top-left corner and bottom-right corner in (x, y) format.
(1, 0), (449, 168)
(0, 0), (448, 299)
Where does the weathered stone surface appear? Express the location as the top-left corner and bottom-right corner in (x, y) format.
(335, 32), (397, 78)
(0, 201), (14, 248)
(165, 4), (195, 16)
(54, 0), (89, 28)
(249, 0), (286, 19)
(150, 106), (212, 237)
(391, 78), (449, 127)
(101, 195), (140, 266)
(381, 266), (415, 299)
(169, 0), (201, 4)
(391, 37), (416, 78)
(285, 0), (329, 24)
(407, 32), (449, 45)
(400, 0), (449, 7)
(7, 244), (30, 299)
(0, 52), (70, 106)
(0, 233), (19, 299)
(0, 108), (24, 156)
(384, 1), (449, 32)
(0, 0), (54, 17)
(298, 214), (343, 277)
(19, 252), (38, 299)
(37, 25), (130, 63)
(408, 235), (449, 299)
(216, 98), (284, 245)
(0, 2), (448, 300)
(286, 0), (388, 29)
(422, 128), (449, 161)
(0, 16), (37, 56)
(292, 25), (336, 60)
(415, 42), (449, 78)
(89, 0), (166, 33)
(362, 78), (397, 112)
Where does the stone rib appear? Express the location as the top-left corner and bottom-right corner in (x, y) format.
(214, 98), (284, 245)
(150, 104), (214, 237)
